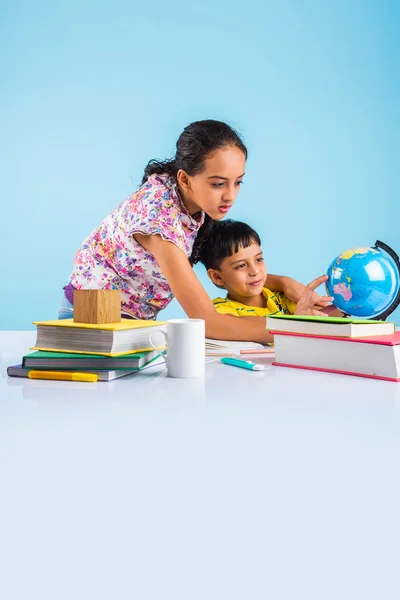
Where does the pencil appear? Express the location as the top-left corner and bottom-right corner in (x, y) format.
(205, 352), (236, 357)
(240, 348), (275, 355)
(28, 370), (98, 382)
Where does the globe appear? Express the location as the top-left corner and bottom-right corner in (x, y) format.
(326, 241), (400, 319)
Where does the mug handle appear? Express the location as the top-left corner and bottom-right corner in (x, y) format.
(148, 330), (167, 363)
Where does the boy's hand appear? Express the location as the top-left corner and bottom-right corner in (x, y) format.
(283, 275), (333, 309)
(294, 275), (334, 316)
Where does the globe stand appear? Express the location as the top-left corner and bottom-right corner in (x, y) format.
(371, 240), (400, 321)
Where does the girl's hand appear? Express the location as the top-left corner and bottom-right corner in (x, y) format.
(294, 275), (334, 316)
(283, 275), (333, 308)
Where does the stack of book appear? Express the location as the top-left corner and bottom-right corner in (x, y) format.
(7, 318), (166, 382)
(266, 315), (399, 382)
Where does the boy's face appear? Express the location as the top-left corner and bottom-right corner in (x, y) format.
(208, 241), (267, 301)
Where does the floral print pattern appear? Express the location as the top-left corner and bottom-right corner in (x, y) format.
(69, 174), (204, 319)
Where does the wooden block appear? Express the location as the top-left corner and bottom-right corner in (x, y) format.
(73, 289), (121, 324)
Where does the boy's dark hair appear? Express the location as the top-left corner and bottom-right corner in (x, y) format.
(198, 219), (261, 270)
(142, 120), (248, 265)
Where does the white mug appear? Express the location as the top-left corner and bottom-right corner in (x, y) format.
(149, 318), (205, 378)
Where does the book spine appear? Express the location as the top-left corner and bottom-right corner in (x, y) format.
(7, 367), (28, 378)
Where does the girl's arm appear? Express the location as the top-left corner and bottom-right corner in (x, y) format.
(134, 233), (273, 344)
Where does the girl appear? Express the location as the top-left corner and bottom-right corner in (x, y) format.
(60, 120), (331, 343)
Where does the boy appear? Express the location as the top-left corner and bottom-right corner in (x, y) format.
(199, 220), (339, 319)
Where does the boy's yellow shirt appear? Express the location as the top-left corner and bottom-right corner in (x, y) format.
(212, 287), (297, 317)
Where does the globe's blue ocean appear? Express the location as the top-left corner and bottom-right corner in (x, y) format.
(326, 246), (400, 318)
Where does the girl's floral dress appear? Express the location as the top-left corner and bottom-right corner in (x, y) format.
(68, 174), (205, 319)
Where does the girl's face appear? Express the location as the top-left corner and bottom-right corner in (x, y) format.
(177, 146), (246, 219)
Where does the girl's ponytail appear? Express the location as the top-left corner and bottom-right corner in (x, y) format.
(189, 214), (214, 266)
(142, 159), (178, 184)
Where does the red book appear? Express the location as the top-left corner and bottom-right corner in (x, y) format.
(271, 331), (400, 382)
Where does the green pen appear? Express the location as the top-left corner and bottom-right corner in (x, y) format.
(220, 357), (265, 371)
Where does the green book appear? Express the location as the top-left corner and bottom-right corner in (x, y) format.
(268, 314), (390, 324)
(266, 314), (396, 338)
(22, 349), (163, 370)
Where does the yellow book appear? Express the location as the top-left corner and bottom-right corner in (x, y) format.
(30, 346), (161, 357)
(33, 318), (164, 330)
(32, 318), (165, 356)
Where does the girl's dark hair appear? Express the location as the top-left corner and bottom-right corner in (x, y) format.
(198, 219), (261, 270)
(142, 119), (248, 265)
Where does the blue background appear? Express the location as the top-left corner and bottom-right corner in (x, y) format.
(1, 0), (399, 329)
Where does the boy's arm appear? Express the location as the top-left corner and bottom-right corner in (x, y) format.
(323, 305), (345, 317)
(293, 276), (346, 316)
(267, 274), (333, 308)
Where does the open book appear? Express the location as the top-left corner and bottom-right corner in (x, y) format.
(205, 338), (273, 356)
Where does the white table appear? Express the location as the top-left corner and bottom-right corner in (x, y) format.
(1, 332), (400, 600)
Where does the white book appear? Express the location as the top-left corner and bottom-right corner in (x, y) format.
(273, 331), (400, 381)
(32, 318), (166, 355)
